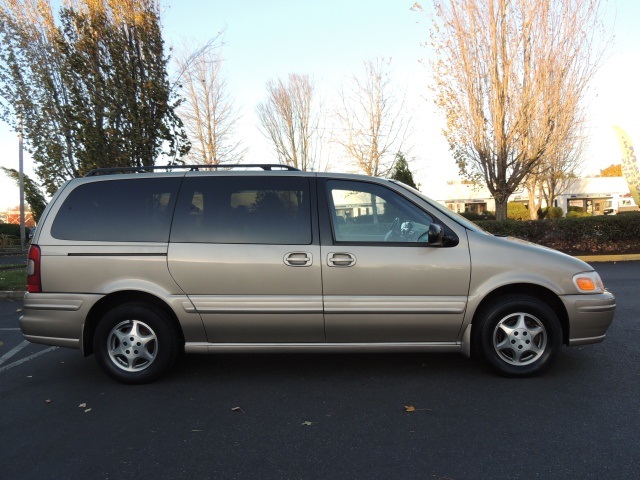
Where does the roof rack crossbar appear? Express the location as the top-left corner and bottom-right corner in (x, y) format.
(85, 164), (301, 176)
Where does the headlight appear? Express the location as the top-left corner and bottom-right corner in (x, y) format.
(573, 271), (605, 294)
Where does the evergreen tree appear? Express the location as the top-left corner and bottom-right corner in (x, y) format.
(390, 152), (417, 189)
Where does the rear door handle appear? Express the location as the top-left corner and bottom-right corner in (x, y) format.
(284, 252), (313, 267)
(327, 253), (356, 267)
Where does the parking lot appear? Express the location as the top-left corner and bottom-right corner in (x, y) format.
(0, 261), (638, 479)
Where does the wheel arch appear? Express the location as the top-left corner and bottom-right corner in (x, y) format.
(82, 290), (185, 356)
(471, 283), (569, 347)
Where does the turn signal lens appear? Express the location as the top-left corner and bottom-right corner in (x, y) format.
(576, 278), (596, 291)
(573, 272), (604, 294)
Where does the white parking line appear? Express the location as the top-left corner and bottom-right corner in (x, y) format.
(0, 340), (29, 365)
(0, 346), (58, 373)
(0, 328), (21, 331)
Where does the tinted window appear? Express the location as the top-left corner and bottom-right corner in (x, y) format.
(51, 178), (180, 242)
(328, 180), (433, 243)
(171, 176), (311, 244)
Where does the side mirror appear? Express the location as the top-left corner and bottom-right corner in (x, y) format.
(419, 223), (444, 246)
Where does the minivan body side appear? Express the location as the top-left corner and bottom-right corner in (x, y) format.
(19, 169), (617, 383)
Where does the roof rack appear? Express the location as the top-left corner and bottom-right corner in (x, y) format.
(85, 164), (301, 176)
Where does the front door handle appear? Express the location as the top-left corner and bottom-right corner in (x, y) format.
(327, 252), (356, 267)
(284, 252), (313, 267)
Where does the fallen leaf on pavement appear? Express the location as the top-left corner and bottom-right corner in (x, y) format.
(405, 405), (416, 412)
(78, 403), (87, 408)
(231, 407), (245, 413)
(302, 421), (314, 426)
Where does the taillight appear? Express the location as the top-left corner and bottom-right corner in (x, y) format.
(27, 244), (42, 293)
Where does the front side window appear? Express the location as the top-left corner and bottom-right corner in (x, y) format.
(328, 180), (433, 243)
(51, 178), (180, 242)
(171, 176), (311, 244)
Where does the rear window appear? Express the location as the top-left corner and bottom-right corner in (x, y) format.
(51, 178), (181, 242)
(171, 176), (311, 244)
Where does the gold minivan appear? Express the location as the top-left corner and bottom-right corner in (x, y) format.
(20, 165), (616, 383)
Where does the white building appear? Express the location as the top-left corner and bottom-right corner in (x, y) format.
(428, 176), (638, 216)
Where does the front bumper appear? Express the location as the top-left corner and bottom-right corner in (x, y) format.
(560, 291), (616, 345)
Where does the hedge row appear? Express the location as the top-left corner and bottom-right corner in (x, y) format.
(475, 212), (640, 255)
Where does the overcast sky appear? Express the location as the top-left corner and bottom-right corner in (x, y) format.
(1, 0), (638, 210)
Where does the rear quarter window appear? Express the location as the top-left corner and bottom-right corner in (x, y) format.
(51, 178), (181, 242)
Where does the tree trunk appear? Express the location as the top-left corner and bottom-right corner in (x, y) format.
(495, 200), (508, 221)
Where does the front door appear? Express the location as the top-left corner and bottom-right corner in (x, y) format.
(320, 179), (470, 343)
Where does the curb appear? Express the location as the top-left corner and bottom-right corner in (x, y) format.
(575, 254), (640, 263)
(0, 291), (24, 300)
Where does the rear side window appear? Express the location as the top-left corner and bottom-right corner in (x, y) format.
(51, 178), (181, 242)
(171, 176), (311, 244)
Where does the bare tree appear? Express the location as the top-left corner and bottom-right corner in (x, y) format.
(526, 132), (585, 219)
(421, 0), (608, 220)
(175, 38), (245, 164)
(335, 57), (410, 177)
(256, 73), (321, 171)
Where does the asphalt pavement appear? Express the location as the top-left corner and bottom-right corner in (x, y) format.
(0, 261), (638, 479)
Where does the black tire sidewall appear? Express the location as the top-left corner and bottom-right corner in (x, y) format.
(93, 303), (178, 384)
(475, 295), (562, 377)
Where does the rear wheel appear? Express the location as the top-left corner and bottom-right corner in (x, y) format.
(473, 295), (562, 377)
(93, 303), (179, 384)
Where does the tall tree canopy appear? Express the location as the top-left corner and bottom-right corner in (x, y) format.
(336, 57), (410, 177)
(420, 0), (608, 219)
(0, 0), (188, 195)
(257, 73), (321, 171)
(175, 37), (245, 164)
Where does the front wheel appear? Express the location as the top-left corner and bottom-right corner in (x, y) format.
(473, 295), (562, 377)
(93, 303), (180, 384)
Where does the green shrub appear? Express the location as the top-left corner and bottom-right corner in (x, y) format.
(566, 210), (591, 218)
(0, 224), (20, 237)
(460, 211), (496, 221)
(507, 202), (529, 220)
(539, 207), (564, 219)
(475, 213), (640, 254)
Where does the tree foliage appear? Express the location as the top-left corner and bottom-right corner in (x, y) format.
(1, 167), (47, 222)
(335, 57), (410, 177)
(175, 37), (245, 164)
(420, 0), (608, 220)
(257, 73), (321, 171)
(0, 0), (188, 195)
(600, 164), (622, 177)
(389, 152), (417, 188)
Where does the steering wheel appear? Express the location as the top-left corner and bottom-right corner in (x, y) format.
(384, 217), (401, 242)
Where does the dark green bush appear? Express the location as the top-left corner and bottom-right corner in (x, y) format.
(475, 213), (640, 254)
(460, 211), (496, 221)
(0, 224), (20, 237)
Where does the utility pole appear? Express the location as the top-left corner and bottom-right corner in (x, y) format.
(18, 114), (25, 251)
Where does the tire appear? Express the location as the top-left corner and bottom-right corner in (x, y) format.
(93, 303), (180, 384)
(472, 294), (562, 377)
